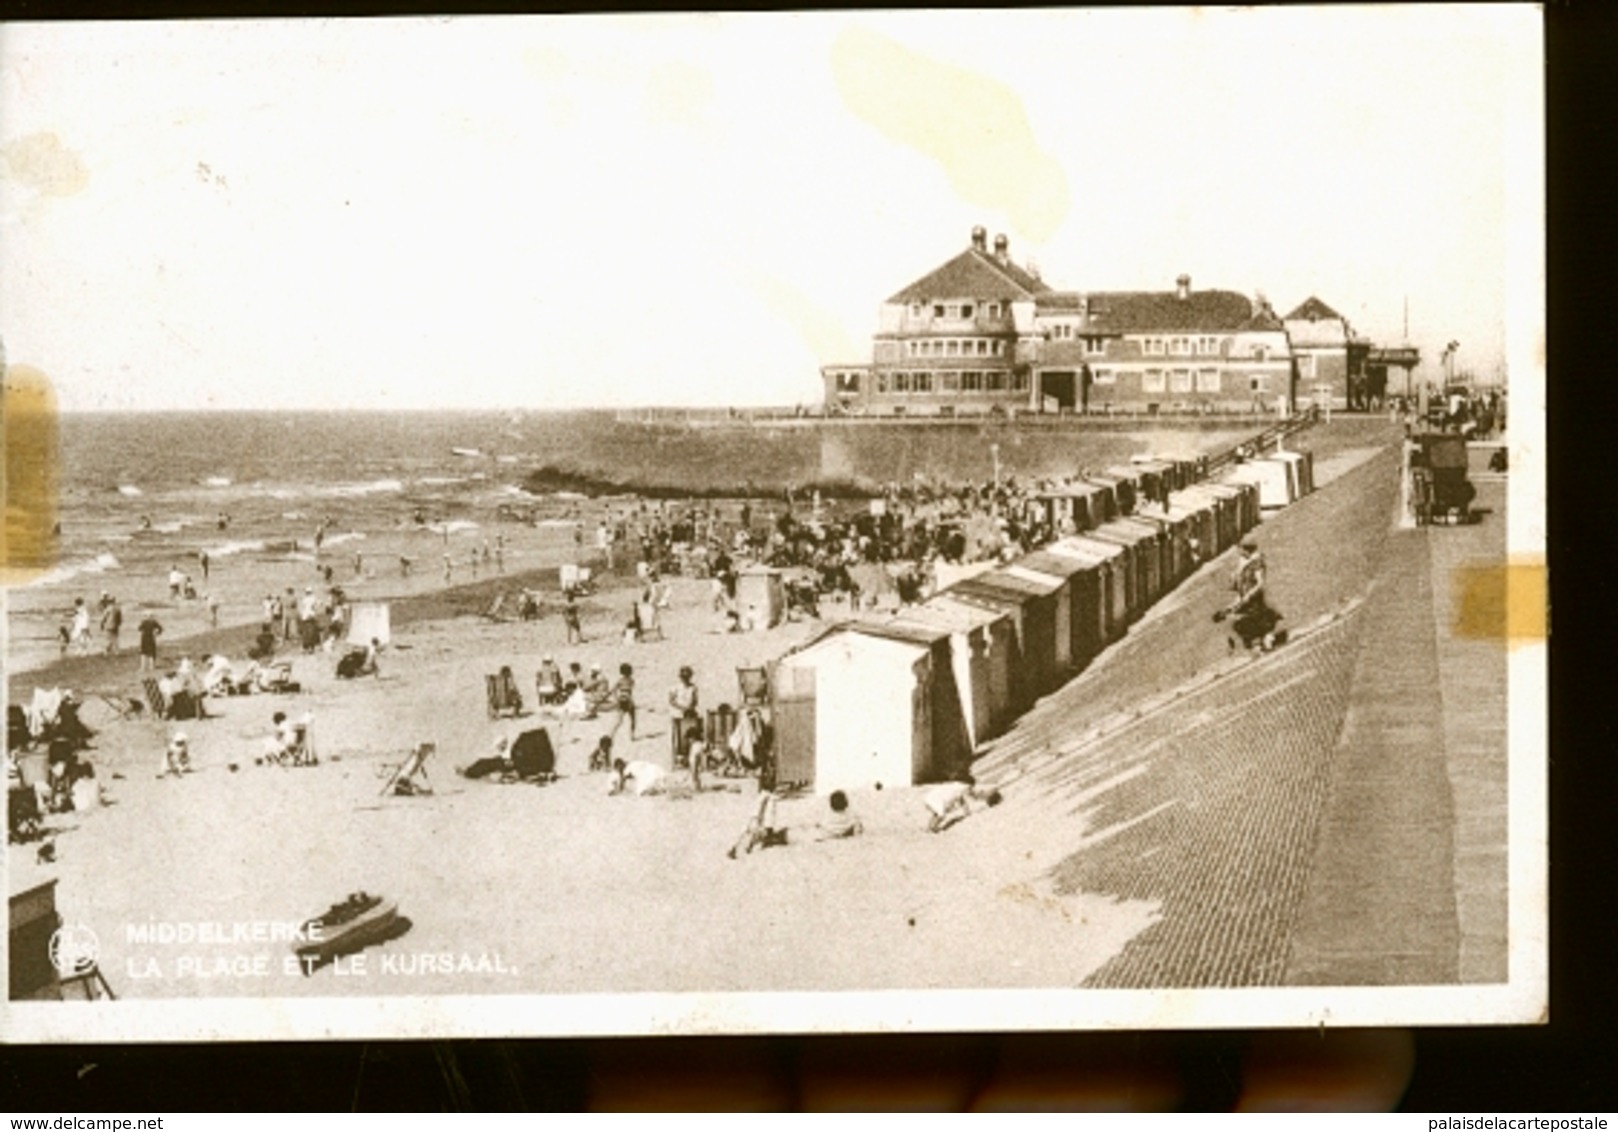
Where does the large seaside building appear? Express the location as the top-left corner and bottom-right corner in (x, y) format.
(822, 228), (1386, 416)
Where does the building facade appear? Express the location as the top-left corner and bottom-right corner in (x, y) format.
(824, 228), (1390, 417)
(1284, 296), (1372, 411)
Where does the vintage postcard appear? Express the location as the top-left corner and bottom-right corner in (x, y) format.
(2, 6), (1545, 1041)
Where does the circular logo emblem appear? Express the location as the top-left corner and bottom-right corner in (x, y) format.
(48, 923), (100, 978)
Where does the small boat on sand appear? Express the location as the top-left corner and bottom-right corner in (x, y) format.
(451, 447), (483, 458)
(294, 891), (400, 968)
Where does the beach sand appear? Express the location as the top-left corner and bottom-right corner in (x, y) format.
(9, 560), (1149, 1005)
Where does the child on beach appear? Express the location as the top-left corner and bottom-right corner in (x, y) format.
(923, 775), (1002, 833)
(608, 663), (637, 741)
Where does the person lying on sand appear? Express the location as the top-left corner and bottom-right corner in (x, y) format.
(924, 775), (1003, 834)
(728, 789), (863, 858)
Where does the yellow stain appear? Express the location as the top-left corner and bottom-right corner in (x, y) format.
(1453, 560), (1547, 645)
(2, 363), (60, 584)
(830, 27), (1069, 242)
(1, 132), (90, 197)
(746, 271), (859, 365)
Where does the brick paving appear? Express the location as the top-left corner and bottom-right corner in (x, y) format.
(973, 420), (1511, 988)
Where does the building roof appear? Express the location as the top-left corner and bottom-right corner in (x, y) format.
(1284, 296), (1345, 322)
(1038, 289), (1264, 334)
(887, 246), (1051, 304)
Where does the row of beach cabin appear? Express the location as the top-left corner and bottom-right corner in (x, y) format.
(769, 447), (1316, 794)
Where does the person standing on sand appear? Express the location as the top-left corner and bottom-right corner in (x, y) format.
(137, 614), (163, 672)
(101, 597), (123, 655)
(443, 554), (453, 583)
(199, 551), (210, 582)
(609, 663), (637, 741)
(400, 555), (413, 578)
(563, 591), (584, 644)
(69, 598), (92, 654)
(668, 665), (700, 767)
(206, 592), (220, 629)
(281, 587), (298, 643)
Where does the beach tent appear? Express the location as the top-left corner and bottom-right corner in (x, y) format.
(945, 571), (1060, 706)
(771, 627), (953, 794)
(1092, 520), (1168, 611)
(997, 562), (1075, 673)
(346, 602), (391, 647)
(920, 594), (1018, 739)
(1085, 472), (1137, 517)
(1030, 481), (1112, 535)
(1223, 459), (1294, 511)
(1018, 549), (1105, 672)
(1050, 535), (1132, 633)
(1041, 539), (1125, 649)
(735, 567), (785, 630)
(847, 619), (974, 775)
(1268, 449), (1316, 499)
(1176, 484), (1237, 558)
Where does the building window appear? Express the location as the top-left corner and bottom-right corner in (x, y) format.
(945, 340), (958, 356)
(835, 372), (861, 394)
(1171, 337), (1191, 356)
(1298, 354), (1317, 378)
(961, 372), (983, 392)
(1252, 344), (1269, 362)
(961, 303), (974, 319)
(875, 374), (890, 394)
(1011, 371), (1030, 392)
(1171, 368), (1192, 393)
(987, 302), (1001, 318)
(1092, 368), (1115, 385)
(940, 372), (959, 393)
(1198, 336), (1219, 355)
(914, 372), (934, 393)
(933, 304), (946, 318)
(993, 341), (1005, 356)
(894, 372), (912, 393)
(1143, 368), (1165, 393)
(1250, 376), (1268, 393)
(907, 342), (918, 358)
(1144, 337), (1165, 356)
(1083, 335), (1106, 356)
(985, 372), (1007, 392)
(1196, 368), (1220, 392)
(911, 303), (923, 319)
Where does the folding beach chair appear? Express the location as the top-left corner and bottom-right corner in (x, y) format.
(91, 691), (142, 722)
(140, 677), (169, 720)
(288, 717), (317, 767)
(379, 742), (435, 797)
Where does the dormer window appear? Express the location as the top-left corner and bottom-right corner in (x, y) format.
(961, 303), (975, 319)
(933, 304), (946, 318)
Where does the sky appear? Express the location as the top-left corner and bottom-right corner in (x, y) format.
(0, 7), (1542, 412)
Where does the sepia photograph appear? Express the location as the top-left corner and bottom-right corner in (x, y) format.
(2, 6), (1545, 1043)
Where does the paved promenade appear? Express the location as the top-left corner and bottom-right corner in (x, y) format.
(975, 421), (1510, 988)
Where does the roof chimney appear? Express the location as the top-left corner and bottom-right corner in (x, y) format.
(994, 233), (1009, 265)
(1176, 274), (1191, 301)
(971, 226), (987, 253)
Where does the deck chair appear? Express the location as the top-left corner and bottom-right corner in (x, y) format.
(379, 742), (435, 797)
(91, 691), (142, 722)
(636, 601), (664, 641)
(288, 718), (317, 767)
(140, 677), (169, 720)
